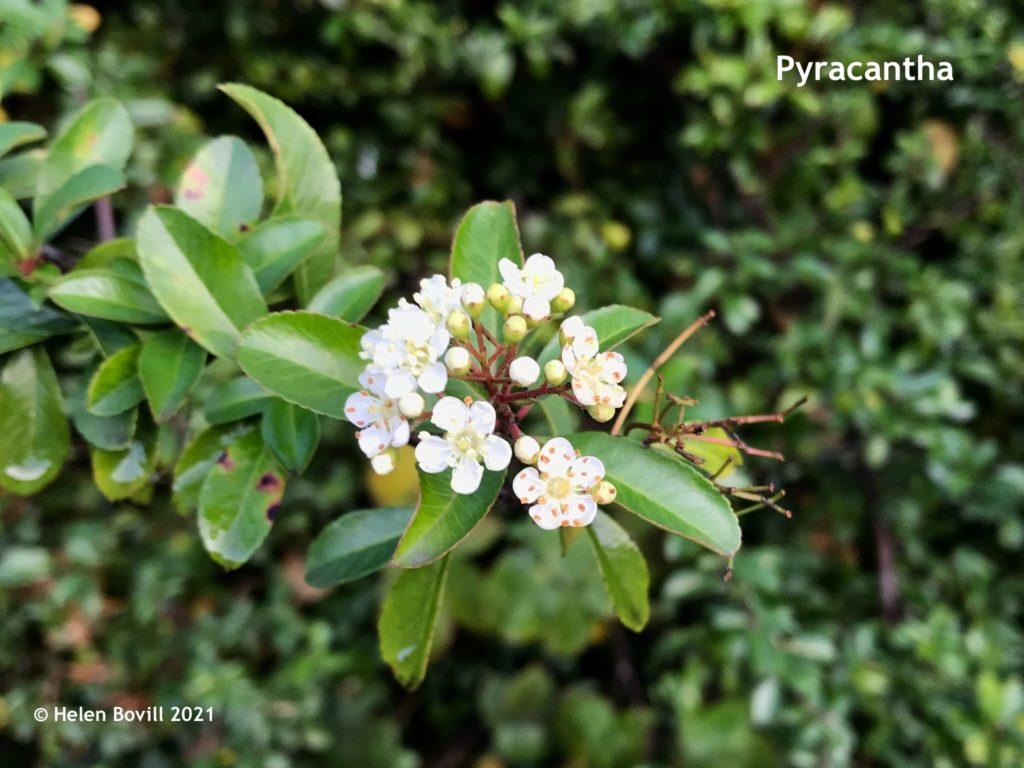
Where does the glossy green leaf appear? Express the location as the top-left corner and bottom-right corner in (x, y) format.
(237, 311), (366, 418)
(33, 164), (126, 241)
(569, 432), (740, 557)
(136, 205), (266, 358)
(36, 98), (132, 213)
(84, 318), (138, 357)
(305, 507), (414, 588)
(534, 394), (576, 436)
(392, 468), (506, 568)
(237, 216), (325, 294)
(261, 399), (319, 473)
(306, 266), (385, 322)
(220, 83), (341, 305)
(204, 376), (273, 425)
(536, 305), (659, 367)
(87, 344), (144, 416)
(0, 347), (70, 495)
(172, 423), (254, 514)
(68, 369), (137, 451)
(75, 237), (136, 270)
(49, 261), (168, 324)
(198, 429), (285, 569)
(0, 149), (44, 200)
(379, 555), (450, 690)
(586, 511), (650, 631)
(0, 278), (77, 354)
(138, 329), (206, 421)
(175, 135), (263, 239)
(0, 122), (46, 159)
(0, 187), (32, 260)
(449, 200), (522, 330)
(92, 428), (157, 501)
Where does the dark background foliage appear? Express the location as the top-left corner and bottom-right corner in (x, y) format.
(2, 0), (1023, 765)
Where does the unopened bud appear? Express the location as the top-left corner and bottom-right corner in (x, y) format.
(506, 295), (523, 316)
(544, 359), (567, 385)
(514, 435), (540, 464)
(444, 346), (472, 375)
(446, 310), (471, 341)
(587, 403), (615, 423)
(486, 283), (510, 312)
(503, 315), (528, 343)
(509, 356), (540, 387)
(398, 392), (425, 419)
(461, 283), (486, 318)
(551, 287), (575, 314)
(371, 448), (397, 475)
(590, 480), (617, 505)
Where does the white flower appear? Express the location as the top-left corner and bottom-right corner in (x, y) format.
(560, 315), (586, 343)
(344, 371), (411, 459)
(414, 274), (463, 324)
(498, 253), (564, 322)
(513, 437), (605, 529)
(561, 321), (627, 407)
(513, 435), (540, 464)
(415, 397), (512, 494)
(360, 302), (450, 398)
(371, 450), (397, 475)
(444, 346), (472, 374)
(509, 356), (540, 387)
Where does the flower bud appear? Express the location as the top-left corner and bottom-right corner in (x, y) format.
(506, 295), (524, 316)
(503, 315), (528, 343)
(446, 310), (471, 341)
(523, 303), (549, 326)
(543, 359), (567, 385)
(513, 435), (540, 464)
(587, 403), (615, 423)
(590, 480), (617, 505)
(509, 356), (540, 387)
(398, 392), (425, 419)
(371, 448), (397, 475)
(551, 287), (576, 314)
(444, 346), (472, 375)
(461, 283), (486, 318)
(486, 283), (510, 312)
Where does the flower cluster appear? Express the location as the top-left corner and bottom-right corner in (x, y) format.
(344, 253), (630, 529)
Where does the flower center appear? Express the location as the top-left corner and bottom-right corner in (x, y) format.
(546, 475), (572, 500)
(448, 428), (485, 460)
(402, 340), (433, 374)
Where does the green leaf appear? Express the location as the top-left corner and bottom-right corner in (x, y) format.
(87, 344), (144, 416)
(75, 237), (136, 270)
(198, 428), (285, 569)
(449, 200), (522, 330)
(307, 265), (385, 322)
(536, 305), (659, 367)
(0, 149), (44, 200)
(392, 468), (506, 568)
(136, 205), (267, 358)
(261, 399), (319, 473)
(172, 423), (254, 514)
(237, 215), (325, 294)
(305, 507), (414, 588)
(204, 376), (273, 425)
(49, 261), (168, 324)
(36, 98), (132, 214)
(92, 429), (157, 501)
(84, 318), (138, 357)
(175, 135), (263, 239)
(33, 164), (126, 241)
(0, 278), (77, 354)
(68, 369), (137, 451)
(378, 555), (450, 690)
(0, 122), (46, 159)
(534, 394), (576, 437)
(0, 347), (70, 495)
(0, 187), (32, 261)
(219, 83), (341, 305)
(138, 329), (206, 421)
(237, 311), (366, 418)
(586, 511), (650, 631)
(569, 432), (740, 557)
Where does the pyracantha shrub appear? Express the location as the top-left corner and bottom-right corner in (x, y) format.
(0, 86), (799, 690)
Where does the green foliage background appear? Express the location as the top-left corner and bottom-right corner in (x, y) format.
(2, 0), (1023, 765)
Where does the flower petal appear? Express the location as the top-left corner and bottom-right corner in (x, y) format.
(564, 494), (597, 527)
(528, 499), (564, 530)
(522, 294), (551, 321)
(384, 369), (417, 398)
(601, 352), (627, 383)
(357, 423), (390, 458)
(560, 316), (585, 340)
(482, 435), (511, 471)
(415, 434), (451, 473)
(572, 326), (600, 357)
(389, 416), (410, 447)
(571, 378), (596, 406)
(569, 454), (605, 488)
(344, 390), (376, 428)
(451, 456), (483, 494)
(513, 467), (543, 503)
(467, 400), (497, 434)
(432, 396), (469, 432)
(418, 361), (448, 394)
(537, 437), (575, 476)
